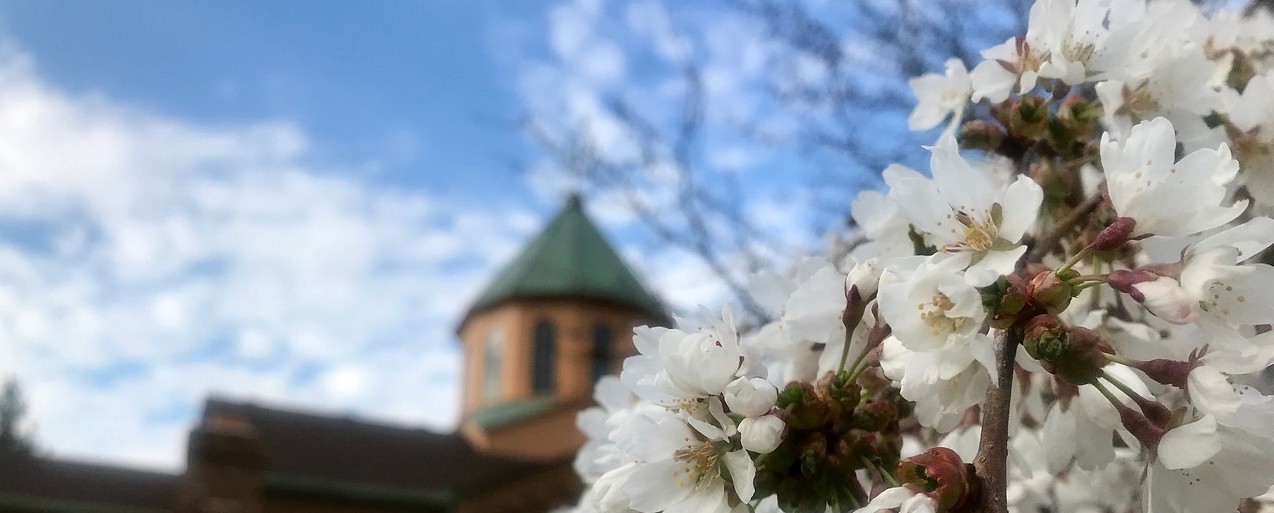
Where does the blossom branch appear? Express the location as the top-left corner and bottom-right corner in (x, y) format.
(971, 327), (1021, 513)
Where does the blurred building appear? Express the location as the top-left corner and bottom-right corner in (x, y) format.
(0, 196), (666, 513)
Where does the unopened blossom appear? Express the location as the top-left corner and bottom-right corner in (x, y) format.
(738, 414), (784, 454)
(620, 307), (743, 409)
(908, 58), (971, 133)
(723, 377), (777, 417)
(1099, 117), (1245, 237)
(889, 137), (1042, 285)
(816, 305), (878, 376)
(846, 257), (884, 300)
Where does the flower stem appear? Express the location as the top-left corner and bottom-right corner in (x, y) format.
(837, 327), (861, 372)
(1101, 370), (1150, 404)
(1100, 352), (1135, 366)
(1073, 281), (1105, 293)
(1090, 379), (1123, 408)
(862, 456), (900, 487)
(1056, 246), (1093, 274)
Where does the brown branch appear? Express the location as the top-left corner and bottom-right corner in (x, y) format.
(971, 326), (1021, 513)
(1026, 193), (1104, 262)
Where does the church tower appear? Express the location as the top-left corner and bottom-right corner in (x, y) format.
(456, 195), (667, 461)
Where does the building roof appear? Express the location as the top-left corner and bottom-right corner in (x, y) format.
(202, 398), (564, 502)
(0, 398), (576, 513)
(0, 452), (178, 513)
(460, 195), (666, 329)
(465, 396), (562, 430)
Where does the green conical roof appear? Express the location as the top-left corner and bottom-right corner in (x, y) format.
(460, 196), (666, 328)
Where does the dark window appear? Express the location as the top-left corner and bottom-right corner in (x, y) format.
(483, 328), (504, 404)
(532, 320), (556, 393)
(591, 325), (614, 382)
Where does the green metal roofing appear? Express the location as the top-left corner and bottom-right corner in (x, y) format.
(466, 396), (561, 430)
(462, 196), (666, 324)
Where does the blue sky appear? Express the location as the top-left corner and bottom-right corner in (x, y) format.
(0, 0), (970, 469)
(0, 0), (595, 469)
(0, 1), (543, 201)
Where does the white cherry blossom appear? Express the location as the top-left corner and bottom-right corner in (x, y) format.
(614, 409), (755, 513)
(908, 58), (971, 134)
(877, 257), (987, 352)
(889, 137), (1042, 285)
(1099, 117), (1245, 237)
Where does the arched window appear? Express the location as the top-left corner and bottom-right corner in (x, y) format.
(532, 320), (556, 393)
(483, 327), (504, 405)
(591, 325), (613, 383)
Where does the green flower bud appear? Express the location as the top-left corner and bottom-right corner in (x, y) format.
(957, 119), (1005, 152)
(1010, 95), (1049, 139)
(1023, 314), (1069, 362)
(778, 382), (828, 430)
(800, 432), (828, 478)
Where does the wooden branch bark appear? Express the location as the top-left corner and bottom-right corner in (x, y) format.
(971, 327), (1021, 513)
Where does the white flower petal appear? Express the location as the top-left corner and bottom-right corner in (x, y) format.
(854, 486), (918, 513)
(996, 175), (1044, 243)
(1158, 415), (1221, 470)
(1187, 366), (1241, 416)
(721, 450), (756, 502)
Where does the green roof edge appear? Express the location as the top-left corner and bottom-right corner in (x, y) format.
(465, 396), (561, 430)
(461, 197), (667, 327)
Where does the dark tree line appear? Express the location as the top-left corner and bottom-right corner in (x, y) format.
(1, 377), (34, 457)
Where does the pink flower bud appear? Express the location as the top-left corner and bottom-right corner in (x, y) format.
(1091, 217), (1136, 251)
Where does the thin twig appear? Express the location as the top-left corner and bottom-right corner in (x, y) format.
(1027, 193), (1104, 262)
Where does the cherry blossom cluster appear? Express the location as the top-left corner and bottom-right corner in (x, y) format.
(570, 1), (1274, 512)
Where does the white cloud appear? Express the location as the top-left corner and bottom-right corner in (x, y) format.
(0, 47), (535, 469)
(637, 249), (730, 313)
